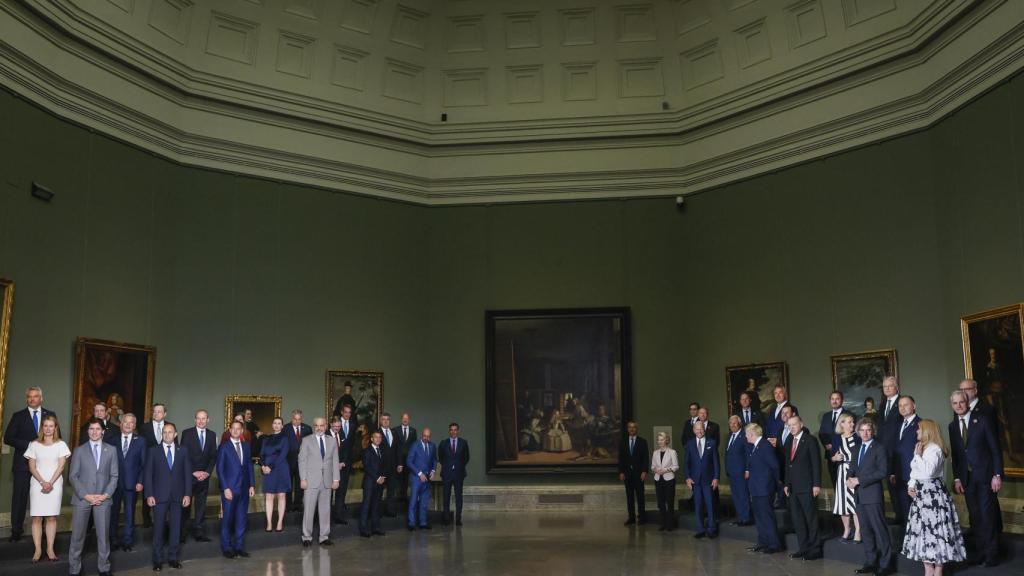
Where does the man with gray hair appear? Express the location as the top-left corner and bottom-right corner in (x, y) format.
(299, 417), (340, 546)
(3, 386), (56, 542)
(287, 409), (312, 512)
(108, 412), (146, 552)
(877, 376), (902, 523)
(949, 389), (1003, 567)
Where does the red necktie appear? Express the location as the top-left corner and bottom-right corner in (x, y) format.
(790, 437), (798, 461)
(295, 427), (301, 441)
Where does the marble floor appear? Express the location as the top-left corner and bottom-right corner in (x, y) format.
(107, 513), (897, 576)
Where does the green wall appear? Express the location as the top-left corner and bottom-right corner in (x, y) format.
(1, 71), (1023, 508)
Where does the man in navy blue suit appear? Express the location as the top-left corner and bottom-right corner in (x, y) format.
(286, 409), (313, 512)
(724, 416), (751, 526)
(406, 427), (437, 530)
(684, 420), (719, 538)
(217, 420), (255, 559)
(847, 418), (893, 576)
(108, 413), (147, 552)
(3, 386), (56, 542)
(144, 422), (193, 572)
(949, 389), (1003, 567)
(876, 377), (902, 522)
(767, 386), (796, 438)
(744, 422), (781, 554)
(891, 396), (920, 523)
(735, 392), (764, 429)
(438, 422), (470, 526)
(769, 404), (797, 509)
(360, 430), (387, 537)
(180, 409), (218, 542)
(818, 391), (853, 488)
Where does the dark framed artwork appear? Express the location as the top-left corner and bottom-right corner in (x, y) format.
(830, 349), (898, 421)
(325, 370), (382, 452)
(486, 307), (632, 474)
(224, 394), (282, 458)
(725, 361), (789, 419)
(0, 279), (14, 441)
(73, 338), (155, 446)
(961, 304), (1023, 477)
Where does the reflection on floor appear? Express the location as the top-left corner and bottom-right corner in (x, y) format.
(106, 512), (898, 576)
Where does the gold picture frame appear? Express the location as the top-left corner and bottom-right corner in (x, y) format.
(725, 361), (789, 420)
(224, 394), (283, 434)
(73, 337), (156, 446)
(830, 349), (898, 419)
(961, 304), (1023, 478)
(0, 278), (14, 444)
(325, 370), (383, 452)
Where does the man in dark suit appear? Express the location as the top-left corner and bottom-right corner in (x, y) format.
(392, 412), (416, 507)
(696, 407), (720, 445)
(360, 430), (387, 537)
(180, 409), (218, 542)
(958, 379), (996, 423)
(891, 396), (920, 523)
(876, 377), (902, 522)
(140, 403), (169, 528)
(3, 386), (57, 542)
(405, 427), (437, 530)
(217, 420), (255, 558)
(438, 422), (470, 526)
(769, 404), (797, 509)
(949, 390), (1003, 567)
(144, 422), (193, 571)
(782, 414), (822, 561)
(818, 391), (853, 487)
(847, 418), (893, 576)
(735, 391), (765, 429)
(329, 407), (361, 524)
(374, 413), (400, 516)
(744, 423), (781, 554)
(78, 402), (118, 445)
(618, 420), (649, 526)
(724, 415), (751, 526)
(767, 386), (796, 439)
(108, 413), (147, 552)
(680, 402), (701, 448)
(685, 420), (720, 538)
(286, 409), (313, 512)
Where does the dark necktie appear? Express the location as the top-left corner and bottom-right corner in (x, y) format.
(166, 445), (173, 469)
(744, 410), (750, 424)
(790, 437), (798, 461)
(123, 435), (129, 455)
(858, 443), (866, 465)
(960, 417), (968, 442)
(199, 430), (205, 452)
(32, 410), (39, 434)
(319, 436), (325, 459)
(832, 411), (838, 428)
(235, 441), (242, 464)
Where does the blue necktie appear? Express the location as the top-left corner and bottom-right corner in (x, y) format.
(199, 430), (205, 452)
(93, 443), (101, 470)
(166, 445), (173, 469)
(32, 410), (39, 434)
(858, 443), (866, 465)
(319, 436), (325, 459)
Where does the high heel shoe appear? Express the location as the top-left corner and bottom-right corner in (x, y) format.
(31, 552), (41, 563)
(275, 526), (284, 532)
(47, 552), (58, 562)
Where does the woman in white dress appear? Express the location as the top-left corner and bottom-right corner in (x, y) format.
(651, 432), (680, 531)
(24, 414), (71, 562)
(830, 413), (860, 542)
(901, 419), (965, 576)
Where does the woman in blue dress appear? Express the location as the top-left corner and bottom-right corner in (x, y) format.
(259, 417), (290, 532)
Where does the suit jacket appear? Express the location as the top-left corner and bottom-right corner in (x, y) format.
(847, 440), (887, 505)
(406, 439), (437, 479)
(817, 409), (854, 455)
(3, 407), (57, 471)
(330, 419), (360, 467)
(106, 432), (146, 490)
(617, 436), (649, 477)
(286, 423), (313, 457)
(745, 439), (779, 497)
(362, 444), (386, 488)
(78, 419), (118, 445)
(393, 425), (417, 467)
(734, 408), (765, 429)
(216, 439), (255, 493)
(680, 418), (700, 447)
(375, 427), (399, 473)
(297, 434), (339, 489)
(650, 447), (679, 481)
(948, 412), (1003, 484)
(684, 437), (720, 484)
(141, 421), (173, 448)
(701, 421), (721, 446)
(438, 437), (470, 480)
(69, 441), (119, 507)
(782, 432), (821, 493)
(179, 427), (218, 477)
(893, 415), (920, 481)
(877, 396), (902, 461)
(143, 444), (193, 503)
(767, 401), (798, 438)
(724, 431), (748, 478)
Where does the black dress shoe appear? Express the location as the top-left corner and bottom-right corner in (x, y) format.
(319, 540), (333, 546)
(99, 572), (112, 576)
(153, 563), (163, 571)
(169, 561), (182, 569)
(408, 525), (416, 531)
(8, 535), (21, 543)
(694, 532), (706, 539)
(747, 545), (764, 552)
(623, 519), (636, 526)
(855, 566), (878, 574)
(708, 532), (719, 539)
(982, 560), (999, 568)
(372, 530), (386, 536)
(421, 524), (432, 530)
(635, 519), (644, 525)
(803, 552), (822, 561)
(124, 545), (135, 553)
(360, 532), (371, 538)
(236, 550), (251, 557)
(302, 540), (311, 548)
(195, 535), (211, 542)
(875, 568), (895, 576)
(455, 519), (463, 526)
(790, 552), (804, 559)
(223, 551), (235, 559)
(761, 548), (780, 554)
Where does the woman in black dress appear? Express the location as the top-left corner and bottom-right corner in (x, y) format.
(259, 417), (291, 532)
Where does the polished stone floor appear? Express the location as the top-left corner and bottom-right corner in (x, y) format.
(107, 512), (899, 576)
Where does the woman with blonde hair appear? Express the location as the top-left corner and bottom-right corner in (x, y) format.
(901, 419), (965, 576)
(24, 414), (70, 562)
(830, 412), (860, 542)
(651, 431), (679, 531)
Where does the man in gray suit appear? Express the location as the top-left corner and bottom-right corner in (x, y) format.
(69, 418), (119, 576)
(299, 417), (340, 546)
(847, 418), (894, 576)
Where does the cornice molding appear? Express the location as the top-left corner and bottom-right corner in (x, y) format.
(0, 0), (1022, 205)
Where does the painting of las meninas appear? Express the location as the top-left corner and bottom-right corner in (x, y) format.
(486, 308), (632, 474)
(961, 304), (1024, 476)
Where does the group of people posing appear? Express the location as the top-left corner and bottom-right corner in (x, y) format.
(618, 377), (1004, 576)
(2, 387), (471, 576)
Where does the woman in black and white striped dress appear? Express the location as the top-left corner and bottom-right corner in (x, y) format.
(831, 413), (860, 542)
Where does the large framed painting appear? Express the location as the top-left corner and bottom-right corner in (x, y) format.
(73, 338), (155, 446)
(0, 279), (14, 439)
(961, 304), (1024, 477)
(485, 307), (632, 474)
(725, 361), (789, 419)
(830, 349), (898, 421)
(325, 370), (382, 451)
(224, 394), (282, 457)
